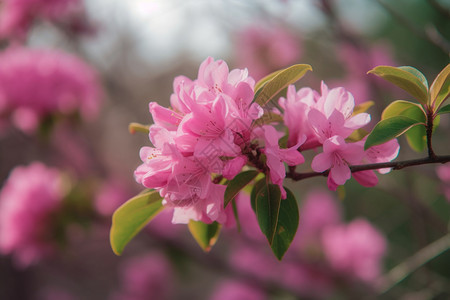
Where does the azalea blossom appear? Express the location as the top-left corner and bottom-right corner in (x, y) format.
(364, 138), (400, 174)
(308, 82), (371, 143)
(278, 85), (321, 149)
(0, 0), (89, 39)
(0, 162), (66, 266)
(113, 253), (173, 300)
(0, 47), (102, 133)
(259, 125), (305, 198)
(322, 219), (387, 283)
(311, 135), (368, 190)
(135, 57), (261, 224)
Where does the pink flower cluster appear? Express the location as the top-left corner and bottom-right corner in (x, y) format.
(0, 162), (65, 266)
(0, 47), (102, 133)
(280, 82), (400, 190)
(135, 57), (263, 224)
(135, 57), (400, 225)
(0, 0), (87, 39)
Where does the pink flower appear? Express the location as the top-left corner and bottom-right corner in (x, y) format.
(235, 25), (301, 80)
(364, 138), (400, 174)
(260, 125), (305, 198)
(135, 57), (261, 225)
(0, 162), (65, 267)
(210, 280), (266, 300)
(223, 156), (248, 180)
(135, 127), (227, 224)
(134, 126), (179, 189)
(278, 85), (321, 149)
(321, 219), (387, 283)
(308, 82), (371, 143)
(114, 253), (173, 300)
(311, 135), (368, 190)
(94, 179), (132, 217)
(0, 47), (102, 133)
(294, 190), (341, 250)
(0, 0), (90, 39)
(230, 244), (281, 282)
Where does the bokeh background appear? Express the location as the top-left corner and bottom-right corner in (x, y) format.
(0, 0), (449, 299)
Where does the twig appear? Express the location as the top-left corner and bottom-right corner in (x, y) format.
(287, 155), (450, 181)
(376, 233), (450, 294)
(427, 0), (450, 19)
(375, 0), (450, 54)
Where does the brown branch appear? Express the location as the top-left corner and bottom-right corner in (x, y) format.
(426, 108), (437, 159)
(287, 155), (450, 181)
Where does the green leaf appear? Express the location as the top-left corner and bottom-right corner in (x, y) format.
(254, 69), (282, 92)
(437, 104), (450, 115)
(364, 116), (423, 150)
(353, 101), (375, 116)
(250, 177), (266, 212)
(188, 221), (221, 252)
(128, 122), (150, 134)
(368, 66), (428, 105)
(381, 101), (427, 152)
(255, 183), (282, 244)
(270, 187), (299, 260)
(399, 66), (428, 89)
(224, 170), (260, 208)
(405, 125), (426, 152)
(430, 64), (450, 111)
(253, 112), (284, 127)
(254, 64), (312, 107)
(110, 190), (164, 255)
(346, 128), (369, 142)
(381, 100), (425, 120)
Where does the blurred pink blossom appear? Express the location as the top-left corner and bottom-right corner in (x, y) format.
(113, 253), (173, 300)
(235, 25), (301, 80)
(94, 179), (132, 217)
(210, 280), (266, 300)
(436, 163), (450, 201)
(0, 47), (102, 133)
(0, 162), (65, 267)
(0, 0), (89, 39)
(294, 190), (341, 250)
(321, 219), (387, 283)
(230, 244), (281, 283)
(331, 43), (398, 104)
(234, 193), (266, 243)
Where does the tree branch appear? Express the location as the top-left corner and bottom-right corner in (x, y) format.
(287, 155), (450, 181)
(375, 0), (450, 54)
(376, 233), (450, 294)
